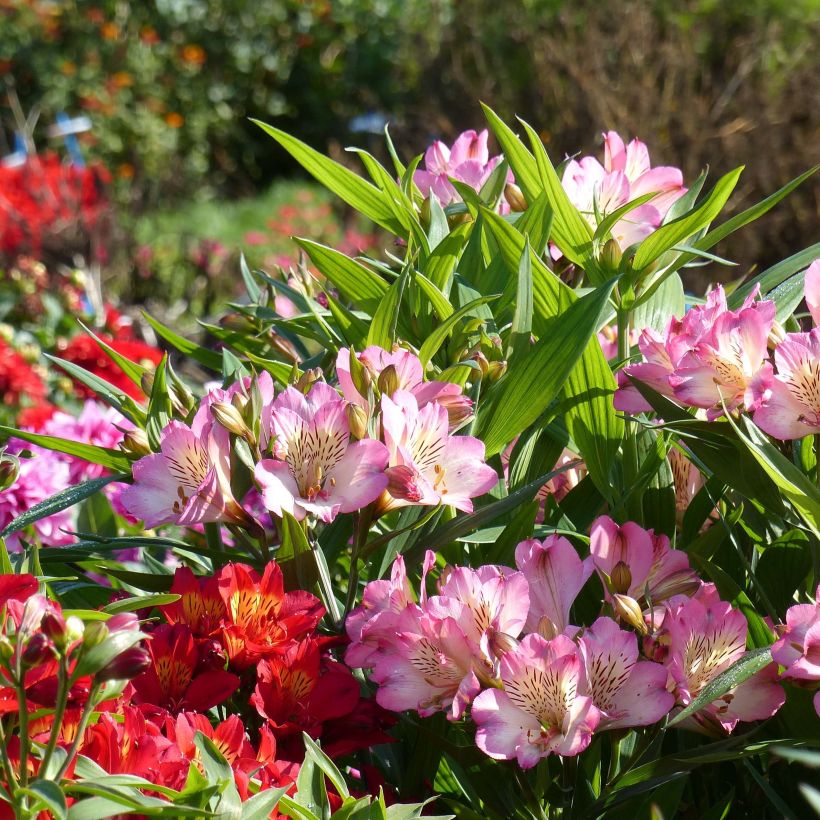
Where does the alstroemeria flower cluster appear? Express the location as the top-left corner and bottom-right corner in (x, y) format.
(0, 562), (394, 809)
(347, 516), (786, 768)
(562, 131), (686, 250)
(122, 345), (498, 531)
(615, 284), (777, 420)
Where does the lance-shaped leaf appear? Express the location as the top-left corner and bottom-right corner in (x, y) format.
(0, 427), (132, 473)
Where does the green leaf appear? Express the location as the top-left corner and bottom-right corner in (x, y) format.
(77, 321), (148, 387)
(194, 732), (242, 818)
(481, 104), (541, 202)
(145, 355), (172, 452)
(413, 271), (454, 321)
(253, 120), (404, 235)
(476, 281), (616, 456)
(142, 312), (222, 371)
(519, 118), (594, 266)
(508, 240), (533, 361)
(756, 531), (813, 613)
(368, 266), (409, 348)
(633, 273), (685, 333)
(102, 593), (180, 614)
(278, 513), (317, 591)
(24, 780), (67, 820)
(0, 472), (128, 540)
(632, 167), (743, 271)
(302, 734), (350, 799)
(667, 646), (772, 727)
(730, 243), (820, 308)
(593, 192), (662, 243)
(296, 239), (387, 315)
(419, 296), (498, 368)
(0, 427), (132, 473)
(240, 253), (262, 302)
(732, 416), (820, 538)
(241, 788), (290, 820)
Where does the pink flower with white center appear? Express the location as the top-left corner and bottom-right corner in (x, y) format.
(120, 418), (248, 530)
(198, 371), (275, 448)
(0, 445), (74, 551)
(590, 516), (697, 607)
(613, 326), (677, 413)
(369, 603), (483, 720)
(662, 595), (785, 734)
(771, 587), (820, 697)
(754, 329), (820, 439)
(514, 535), (593, 637)
(345, 554), (416, 669)
(577, 617), (674, 730)
(472, 634), (600, 767)
(336, 346), (471, 428)
(562, 131), (686, 250)
(669, 297), (776, 419)
(255, 383), (389, 523)
(379, 390), (497, 513)
(413, 129), (512, 212)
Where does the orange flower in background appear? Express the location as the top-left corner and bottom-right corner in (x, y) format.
(85, 7), (105, 25)
(117, 163), (135, 180)
(112, 71), (133, 88)
(100, 21), (118, 40)
(181, 44), (206, 66)
(164, 112), (184, 129)
(140, 26), (160, 45)
(59, 60), (77, 76)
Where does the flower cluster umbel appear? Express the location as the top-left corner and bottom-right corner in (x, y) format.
(121, 345), (498, 530)
(347, 516), (785, 768)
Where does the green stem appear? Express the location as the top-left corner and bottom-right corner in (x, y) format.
(55, 683), (101, 781)
(204, 522), (224, 554)
(617, 307), (641, 520)
(0, 716), (20, 799)
(344, 507), (372, 617)
(38, 657), (69, 777)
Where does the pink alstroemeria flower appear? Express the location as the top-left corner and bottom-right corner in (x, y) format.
(472, 634), (600, 767)
(772, 587), (820, 715)
(345, 553), (415, 669)
(255, 383), (389, 523)
(669, 297), (775, 419)
(562, 131), (686, 250)
(578, 617), (674, 730)
(615, 286), (776, 419)
(120, 419), (247, 530)
(754, 329), (820, 439)
(662, 595), (785, 734)
(414, 129), (512, 212)
(336, 346), (471, 427)
(380, 390), (497, 513)
(369, 603), (482, 721)
(590, 516), (697, 607)
(514, 535), (593, 637)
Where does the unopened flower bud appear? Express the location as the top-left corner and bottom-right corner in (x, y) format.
(489, 629), (520, 658)
(119, 428), (152, 458)
(0, 452), (20, 490)
(231, 392), (249, 415)
(447, 211), (473, 228)
(612, 594), (647, 634)
(420, 196), (431, 227)
(345, 403), (369, 440)
(21, 633), (55, 668)
(211, 402), (255, 444)
(270, 333), (300, 362)
(295, 368), (322, 393)
(377, 365), (399, 397)
(140, 371), (155, 397)
(768, 320), (786, 348)
(599, 238), (623, 274)
(471, 352), (490, 379)
(348, 351), (372, 397)
(611, 561), (632, 595)
(96, 645), (151, 682)
(65, 616), (85, 644)
(650, 569), (702, 601)
(40, 611), (68, 650)
(504, 183), (527, 213)
(485, 360), (507, 383)
(536, 616), (559, 640)
(82, 621), (109, 649)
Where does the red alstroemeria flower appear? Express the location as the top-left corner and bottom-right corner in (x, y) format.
(161, 566), (227, 638)
(80, 705), (188, 791)
(0, 573), (38, 609)
(252, 638), (394, 762)
(167, 712), (254, 765)
(131, 624), (239, 713)
(218, 561), (324, 670)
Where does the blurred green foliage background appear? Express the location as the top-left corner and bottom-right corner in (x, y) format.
(1, 0), (818, 302)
